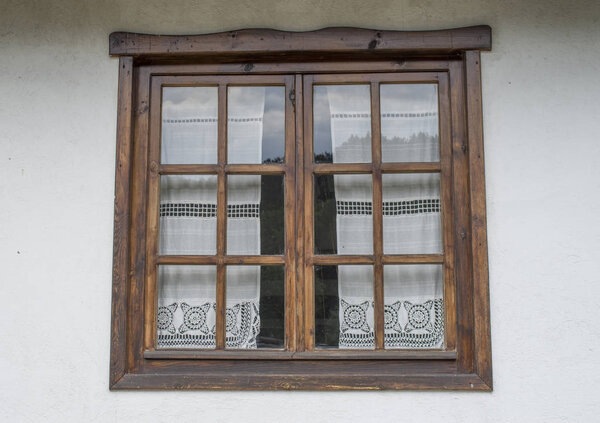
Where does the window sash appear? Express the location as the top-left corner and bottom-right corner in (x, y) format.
(143, 71), (456, 357)
(146, 74), (298, 352)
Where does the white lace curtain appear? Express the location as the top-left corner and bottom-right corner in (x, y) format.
(327, 85), (444, 349)
(155, 84), (444, 350)
(157, 87), (265, 349)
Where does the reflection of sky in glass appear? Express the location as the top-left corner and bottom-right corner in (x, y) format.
(227, 86), (284, 163)
(312, 83), (440, 163)
(162, 86), (284, 164)
(313, 85), (372, 163)
(381, 84), (439, 162)
(380, 84), (438, 113)
(162, 86), (217, 117)
(227, 86), (285, 164)
(313, 86), (333, 162)
(161, 87), (219, 164)
(262, 87), (285, 163)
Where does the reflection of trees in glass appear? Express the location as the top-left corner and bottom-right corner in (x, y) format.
(263, 156), (284, 164)
(260, 175), (284, 255)
(334, 133), (372, 162)
(338, 133), (371, 151)
(258, 266), (285, 348)
(316, 133), (371, 163)
(314, 175), (337, 255)
(314, 151), (333, 163)
(258, 175), (285, 348)
(341, 133), (371, 146)
(382, 132), (438, 146)
(315, 266), (340, 348)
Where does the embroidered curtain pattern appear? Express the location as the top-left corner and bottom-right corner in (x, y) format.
(155, 82), (444, 350)
(157, 87), (265, 349)
(327, 84), (444, 349)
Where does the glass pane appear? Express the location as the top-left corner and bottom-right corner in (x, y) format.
(228, 86), (285, 164)
(161, 87), (218, 164)
(383, 265), (444, 349)
(315, 265), (374, 349)
(382, 173), (442, 254)
(227, 175), (284, 255)
(159, 175), (217, 255)
(313, 85), (371, 163)
(226, 265), (284, 349)
(314, 174), (373, 255)
(381, 84), (439, 162)
(157, 265), (217, 349)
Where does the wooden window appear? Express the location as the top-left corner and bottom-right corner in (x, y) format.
(109, 26), (493, 390)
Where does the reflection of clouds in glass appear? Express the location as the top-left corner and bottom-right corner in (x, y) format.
(229, 86), (266, 117)
(313, 86), (333, 161)
(265, 88), (283, 110)
(161, 87), (218, 164)
(325, 85), (371, 113)
(162, 87), (218, 118)
(226, 86), (285, 163)
(380, 84), (439, 162)
(227, 87), (265, 164)
(314, 85), (372, 163)
(326, 85), (372, 163)
(380, 84), (438, 113)
(164, 86), (286, 164)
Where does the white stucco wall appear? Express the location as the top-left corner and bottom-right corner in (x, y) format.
(1, 0), (600, 421)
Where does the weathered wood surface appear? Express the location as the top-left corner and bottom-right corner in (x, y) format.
(110, 26), (491, 57)
(109, 26), (493, 391)
(109, 56), (133, 387)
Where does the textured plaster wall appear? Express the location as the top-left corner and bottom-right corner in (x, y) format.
(1, 0), (600, 421)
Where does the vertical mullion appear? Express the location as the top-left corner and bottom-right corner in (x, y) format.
(371, 81), (384, 350)
(438, 72), (457, 351)
(302, 75), (315, 351)
(215, 83), (227, 350)
(144, 76), (163, 351)
(284, 75), (297, 351)
(294, 74), (306, 352)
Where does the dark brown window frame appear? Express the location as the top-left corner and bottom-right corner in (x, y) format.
(109, 26), (493, 390)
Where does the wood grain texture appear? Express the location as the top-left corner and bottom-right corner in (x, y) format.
(312, 162), (441, 175)
(143, 60), (451, 75)
(371, 81), (384, 350)
(124, 66), (152, 379)
(110, 26), (491, 57)
(283, 76), (298, 351)
(381, 254), (444, 264)
(313, 163), (372, 174)
(438, 72), (458, 351)
(112, 371), (488, 391)
(381, 162), (441, 173)
(294, 74), (306, 352)
(109, 56), (133, 387)
(302, 75), (315, 351)
(215, 84), (227, 350)
(465, 50), (493, 389)
(156, 255), (286, 265)
(311, 255), (375, 265)
(144, 349), (457, 360)
(159, 164), (218, 174)
(143, 76), (162, 351)
(310, 72), (441, 84)
(449, 60), (476, 373)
